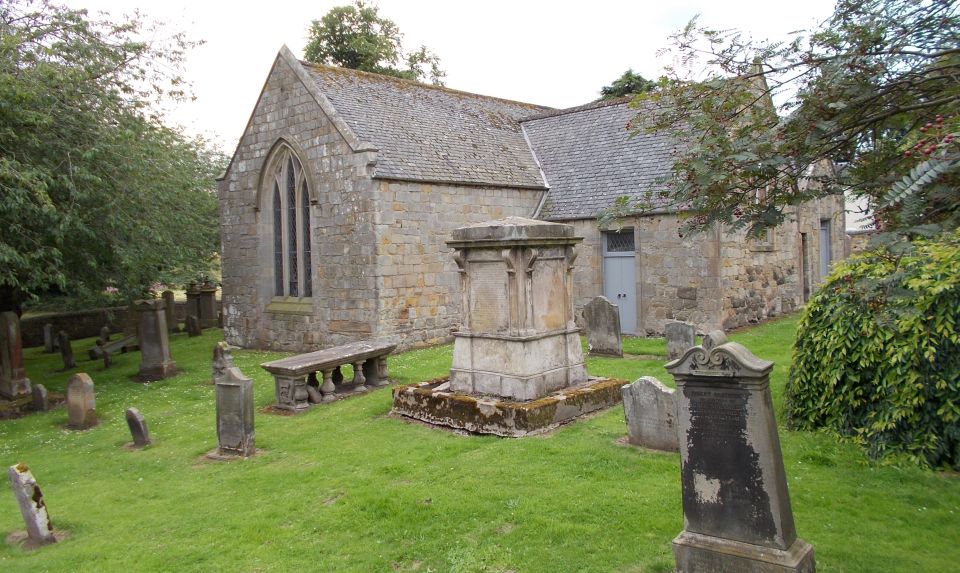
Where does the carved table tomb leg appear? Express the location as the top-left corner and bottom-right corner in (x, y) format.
(274, 374), (310, 411)
(377, 357), (389, 385)
(352, 361), (368, 392)
(320, 369), (336, 403)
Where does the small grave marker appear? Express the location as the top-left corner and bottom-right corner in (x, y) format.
(621, 376), (678, 451)
(57, 330), (76, 370)
(42, 323), (56, 353)
(665, 321), (696, 361)
(161, 289), (178, 333)
(186, 315), (202, 337)
(31, 384), (49, 412)
(0, 311), (31, 399)
(125, 408), (151, 447)
(584, 296), (623, 357)
(215, 366), (255, 457)
(66, 373), (96, 429)
(8, 463), (56, 546)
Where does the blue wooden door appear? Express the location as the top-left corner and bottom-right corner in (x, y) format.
(602, 230), (637, 334)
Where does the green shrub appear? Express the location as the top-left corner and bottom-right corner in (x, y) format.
(786, 230), (960, 469)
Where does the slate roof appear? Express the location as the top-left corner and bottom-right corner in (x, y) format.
(521, 98), (677, 220)
(302, 62), (550, 189)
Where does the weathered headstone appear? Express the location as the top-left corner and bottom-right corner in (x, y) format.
(123, 301), (139, 337)
(199, 280), (219, 329)
(98, 325), (111, 345)
(185, 282), (201, 324)
(8, 463), (56, 546)
(125, 407), (151, 447)
(212, 341), (233, 384)
(57, 330), (76, 370)
(186, 315), (202, 337)
(665, 320), (696, 361)
(0, 311), (31, 399)
(161, 289), (178, 333)
(665, 330), (815, 573)
(622, 376), (678, 451)
(31, 384), (49, 412)
(66, 373), (96, 429)
(103, 348), (112, 369)
(584, 296), (623, 357)
(136, 299), (177, 381)
(42, 323), (56, 353)
(215, 366), (255, 457)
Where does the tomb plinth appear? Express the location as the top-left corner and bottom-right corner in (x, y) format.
(0, 312), (31, 399)
(666, 331), (815, 573)
(447, 217), (586, 400)
(393, 218), (621, 436)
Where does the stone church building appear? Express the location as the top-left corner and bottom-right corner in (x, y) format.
(218, 46), (845, 352)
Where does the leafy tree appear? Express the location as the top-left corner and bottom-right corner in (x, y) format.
(304, 1), (446, 85)
(620, 0), (959, 237)
(599, 69), (656, 99)
(0, 1), (225, 313)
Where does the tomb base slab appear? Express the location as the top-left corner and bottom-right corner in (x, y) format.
(673, 531), (815, 573)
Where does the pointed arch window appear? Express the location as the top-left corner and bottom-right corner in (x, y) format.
(269, 148), (313, 298)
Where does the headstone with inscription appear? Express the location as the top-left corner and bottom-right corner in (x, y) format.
(125, 407), (151, 447)
(66, 373), (97, 429)
(665, 331), (815, 573)
(161, 289), (178, 333)
(57, 331), (76, 370)
(622, 376), (678, 451)
(665, 321), (696, 361)
(215, 366), (255, 457)
(8, 463), (56, 546)
(43, 323), (56, 353)
(0, 311), (31, 399)
(212, 341), (233, 384)
(136, 299), (177, 381)
(584, 296), (623, 357)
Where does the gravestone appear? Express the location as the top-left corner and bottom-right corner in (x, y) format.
(136, 299), (177, 381)
(31, 384), (49, 412)
(584, 296), (623, 357)
(98, 325), (111, 345)
(161, 290), (178, 333)
(199, 280), (219, 329)
(665, 321), (696, 361)
(42, 323), (56, 353)
(125, 407), (151, 447)
(8, 463), (56, 546)
(123, 301), (139, 337)
(215, 366), (255, 457)
(621, 376), (678, 452)
(212, 341), (233, 384)
(0, 311), (31, 399)
(186, 315), (202, 337)
(103, 348), (112, 369)
(185, 282), (201, 324)
(66, 373), (97, 429)
(665, 331), (815, 573)
(57, 331), (76, 370)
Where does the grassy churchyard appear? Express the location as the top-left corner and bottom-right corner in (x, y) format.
(1, 315), (958, 572)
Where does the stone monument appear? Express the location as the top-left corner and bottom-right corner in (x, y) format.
(31, 384), (49, 412)
(665, 321), (696, 361)
(0, 311), (31, 399)
(161, 289), (178, 333)
(136, 299), (177, 381)
(42, 323), (56, 353)
(57, 331), (76, 370)
(125, 407), (151, 447)
(584, 296), (623, 357)
(66, 373), (97, 429)
(215, 366), (255, 457)
(621, 376), (678, 451)
(186, 315), (202, 337)
(392, 217), (623, 436)
(98, 325), (111, 345)
(665, 331), (815, 573)
(212, 341), (234, 384)
(198, 280), (219, 329)
(185, 282), (201, 324)
(8, 463), (56, 546)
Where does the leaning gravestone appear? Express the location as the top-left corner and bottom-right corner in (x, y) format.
(186, 315), (202, 337)
(125, 407), (151, 447)
(31, 384), (49, 412)
(621, 376), (678, 452)
(57, 330), (76, 370)
(8, 463), (56, 546)
(212, 341), (234, 384)
(136, 299), (177, 381)
(0, 311), (31, 399)
(584, 296), (623, 357)
(665, 321), (696, 361)
(42, 323), (56, 353)
(161, 289), (178, 333)
(215, 366), (255, 457)
(665, 330), (815, 572)
(66, 373), (97, 429)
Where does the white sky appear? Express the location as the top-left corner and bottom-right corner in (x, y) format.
(63, 0), (837, 151)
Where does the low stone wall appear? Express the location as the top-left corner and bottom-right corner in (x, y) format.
(21, 301), (205, 347)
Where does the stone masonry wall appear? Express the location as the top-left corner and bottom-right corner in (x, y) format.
(219, 56), (379, 352)
(372, 182), (542, 349)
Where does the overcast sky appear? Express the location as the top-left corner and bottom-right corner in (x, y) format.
(63, 0), (838, 150)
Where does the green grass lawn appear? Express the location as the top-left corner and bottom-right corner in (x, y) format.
(1, 316), (958, 572)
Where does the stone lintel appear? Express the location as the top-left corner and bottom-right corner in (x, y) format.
(446, 237), (583, 250)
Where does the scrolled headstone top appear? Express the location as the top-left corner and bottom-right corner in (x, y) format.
(665, 338), (773, 379)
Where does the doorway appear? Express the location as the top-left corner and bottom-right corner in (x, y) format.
(602, 230), (637, 334)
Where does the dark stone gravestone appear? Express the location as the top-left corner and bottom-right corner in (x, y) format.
(665, 330), (815, 573)
(125, 407), (151, 447)
(123, 301), (139, 337)
(103, 348), (112, 369)
(31, 384), (49, 412)
(186, 315), (202, 337)
(0, 311), (31, 399)
(584, 296), (623, 357)
(185, 282), (201, 324)
(212, 341), (233, 385)
(98, 325), (111, 345)
(198, 280), (219, 329)
(622, 376), (678, 452)
(161, 290), (178, 333)
(8, 463), (56, 546)
(66, 373), (97, 429)
(43, 323), (56, 353)
(136, 299), (177, 381)
(57, 330), (76, 370)
(215, 366), (255, 457)
(665, 320), (696, 361)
